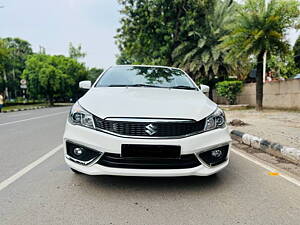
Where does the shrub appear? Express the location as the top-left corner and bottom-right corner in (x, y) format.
(216, 81), (243, 105)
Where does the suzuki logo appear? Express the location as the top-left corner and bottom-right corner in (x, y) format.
(145, 124), (157, 136)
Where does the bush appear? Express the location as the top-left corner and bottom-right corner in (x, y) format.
(216, 81), (243, 105)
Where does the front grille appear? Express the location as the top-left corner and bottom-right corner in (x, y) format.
(93, 116), (206, 138)
(97, 153), (201, 169)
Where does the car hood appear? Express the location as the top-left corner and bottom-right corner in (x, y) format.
(79, 87), (217, 121)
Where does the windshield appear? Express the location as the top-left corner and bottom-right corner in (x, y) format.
(95, 66), (197, 90)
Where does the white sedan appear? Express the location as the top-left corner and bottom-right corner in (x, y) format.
(63, 65), (231, 177)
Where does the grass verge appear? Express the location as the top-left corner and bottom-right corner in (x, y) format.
(2, 103), (49, 111)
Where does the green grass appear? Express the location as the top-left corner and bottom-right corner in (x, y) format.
(2, 102), (73, 112)
(2, 103), (49, 111)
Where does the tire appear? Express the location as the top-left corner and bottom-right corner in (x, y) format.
(70, 168), (82, 174)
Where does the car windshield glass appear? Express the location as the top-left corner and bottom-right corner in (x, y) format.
(95, 66), (197, 90)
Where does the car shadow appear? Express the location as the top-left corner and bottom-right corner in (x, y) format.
(79, 171), (227, 193)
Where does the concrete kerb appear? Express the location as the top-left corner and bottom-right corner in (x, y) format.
(231, 130), (300, 163)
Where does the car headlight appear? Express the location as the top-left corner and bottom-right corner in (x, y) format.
(204, 108), (226, 131)
(69, 102), (95, 129)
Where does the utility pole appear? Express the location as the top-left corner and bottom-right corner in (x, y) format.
(263, 0), (269, 83)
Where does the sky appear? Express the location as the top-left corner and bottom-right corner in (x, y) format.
(0, 0), (121, 69)
(0, 0), (299, 70)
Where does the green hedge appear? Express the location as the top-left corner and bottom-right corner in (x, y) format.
(216, 81), (243, 105)
(5, 99), (46, 106)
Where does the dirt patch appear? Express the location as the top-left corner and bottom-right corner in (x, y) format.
(232, 141), (300, 178)
(226, 109), (300, 149)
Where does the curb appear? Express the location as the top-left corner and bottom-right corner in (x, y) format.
(2, 106), (48, 113)
(219, 104), (250, 110)
(231, 130), (300, 163)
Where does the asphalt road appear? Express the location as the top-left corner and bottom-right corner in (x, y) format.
(0, 107), (299, 225)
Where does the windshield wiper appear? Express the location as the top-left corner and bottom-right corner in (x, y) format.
(129, 84), (162, 88)
(107, 84), (129, 87)
(169, 85), (197, 90)
(107, 84), (162, 88)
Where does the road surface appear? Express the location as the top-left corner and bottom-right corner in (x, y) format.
(0, 107), (299, 225)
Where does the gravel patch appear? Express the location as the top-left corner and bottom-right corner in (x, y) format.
(225, 109), (300, 149)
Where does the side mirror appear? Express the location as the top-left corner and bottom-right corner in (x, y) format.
(79, 80), (92, 89)
(200, 84), (210, 94)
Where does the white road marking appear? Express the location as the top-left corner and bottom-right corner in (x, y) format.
(0, 144), (63, 192)
(232, 148), (300, 187)
(0, 111), (67, 126)
(0, 145), (298, 191)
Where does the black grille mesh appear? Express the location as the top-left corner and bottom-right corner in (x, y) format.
(98, 153), (201, 169)
(93, 116), (206, 137)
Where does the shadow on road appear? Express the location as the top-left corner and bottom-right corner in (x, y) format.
(77, 171), (226, 193)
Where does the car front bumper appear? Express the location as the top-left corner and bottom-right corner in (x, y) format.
(63, 121), (232, 177)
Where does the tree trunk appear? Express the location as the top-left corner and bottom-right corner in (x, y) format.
(48, 93), (54, 106)
(208, 75), (215, 100)
(209, 84), (214, 100)
(12, 67), (17, 99)
(3, 68), (9, 99)
(256, 51), (264, 111)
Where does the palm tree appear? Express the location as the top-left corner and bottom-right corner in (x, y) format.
(172, 0), (239, 98)
(221, 0), (300, 111)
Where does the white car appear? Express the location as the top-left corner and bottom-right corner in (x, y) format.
(63, 65), (231, 177)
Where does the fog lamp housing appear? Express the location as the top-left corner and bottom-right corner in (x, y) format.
(66, 141), (102, 165)
(198, 145), (229, 166)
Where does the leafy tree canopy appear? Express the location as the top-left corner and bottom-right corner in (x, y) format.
(172, 0), (237, 79)
(115, 0), (215, 67)
(221, 0), (300, 60)
(0, 37), (33, 98)
(22, 54), (88, 104)
(69, 42), (86, 60)
(268, 50), (300, 78)
(88, 67), (104, 83)
(293, 35), (300, 68)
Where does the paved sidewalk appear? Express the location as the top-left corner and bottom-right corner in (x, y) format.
(225, 109), (300, 149)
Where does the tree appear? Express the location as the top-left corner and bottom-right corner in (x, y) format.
(171, 0), (240, 97)
(268, 50), (300, 78)
(22, 54), (88, 104)
(221, 0), (300, 111)
(69, 42), (86, 60)
(0, 40), (10, 95)
(115, 0), (215, 67)
(2, 38), (33, 98)
(88, 67), (104, 83)
(116, 51), (133, 65)
(293, 35), (300, 68)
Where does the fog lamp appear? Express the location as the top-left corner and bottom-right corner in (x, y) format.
(211, 149), (222, 158)
(74, 147), (84, 156)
